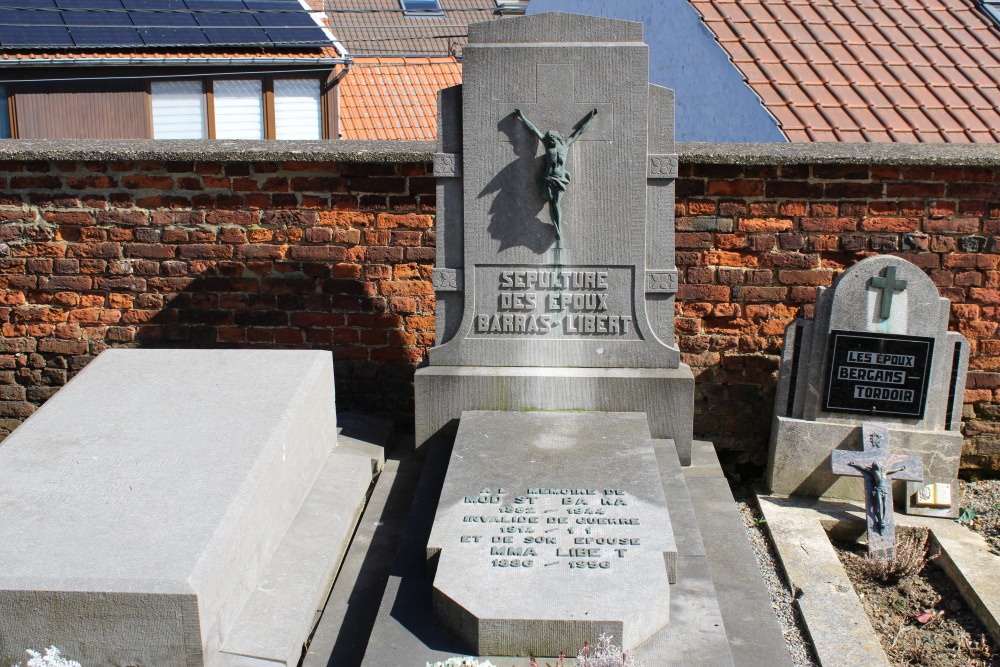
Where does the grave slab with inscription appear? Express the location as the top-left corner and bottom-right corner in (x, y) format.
(0, 349), (374, 667)
(767, 255), (969, 509)
(427, 411), (676, 657)
(416, 10), (695, 463)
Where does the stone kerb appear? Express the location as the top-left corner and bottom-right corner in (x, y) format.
(768, 255), (969, 500)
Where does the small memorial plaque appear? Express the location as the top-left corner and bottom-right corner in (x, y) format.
(824, 330), (934, 418)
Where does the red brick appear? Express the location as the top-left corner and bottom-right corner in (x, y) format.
(860, 217), (919, 232)
(737, 217), (793, 232)
(801, 217), (858, 232)
(677, 284), (730, 301)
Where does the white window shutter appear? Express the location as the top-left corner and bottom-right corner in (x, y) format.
(274, 79), (322, 140)
(214, 79), (264, 140)
(151, 80), (206, 140)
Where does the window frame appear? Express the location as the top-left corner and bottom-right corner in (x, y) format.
(399, 0), (444, 17)
(149, 73), (330, 141)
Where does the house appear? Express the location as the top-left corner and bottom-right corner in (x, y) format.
(328, 0), (523, 140)
(0, 0), (347, 140)
(529, 0), (1000, 142)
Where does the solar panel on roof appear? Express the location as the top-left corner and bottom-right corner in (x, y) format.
(202, 27), (268, 44)
(0, 0), (57, 7)
(4, 9), (63, 25)
(264, 27), (328, 45)
(139, 26), (207, 44)
(71, 25), (143, 45)
(56, 0), (125, 8)
(0, 25), (73, 46)
(0, 0), (331, 49)
(62, 9), (133, 25)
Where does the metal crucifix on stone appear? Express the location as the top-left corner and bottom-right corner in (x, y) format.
(831, 422), (923, 558)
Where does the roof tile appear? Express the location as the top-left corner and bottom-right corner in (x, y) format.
(691, 0), (1000, 142)
(338, 55), (461, 140)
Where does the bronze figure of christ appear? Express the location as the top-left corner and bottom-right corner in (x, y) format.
(514, 107), (599, 238)
(849, 459), (906, 532)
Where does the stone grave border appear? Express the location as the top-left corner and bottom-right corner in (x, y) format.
(758, 494), (1000, 667)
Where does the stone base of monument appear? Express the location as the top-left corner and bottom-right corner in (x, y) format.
(0, 350), (383, 667)
(347, 414), (792, 666)
(767, 416), (963, 503)
(415, 365), (695, 465)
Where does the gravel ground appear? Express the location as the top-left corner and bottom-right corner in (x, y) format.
(731, 484), (819, 667)
(960, 479), (1000, 555)
(730, 479), (1000, 667)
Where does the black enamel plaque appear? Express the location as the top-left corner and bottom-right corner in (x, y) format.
(824, 330), (934, 418)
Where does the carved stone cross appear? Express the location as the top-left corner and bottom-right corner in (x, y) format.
(831, 422), (923, 558)
(870, 266), (908, 319)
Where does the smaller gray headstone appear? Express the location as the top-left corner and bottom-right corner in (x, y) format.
(767, 255), (969, 504)
(427, 411), (676, 658)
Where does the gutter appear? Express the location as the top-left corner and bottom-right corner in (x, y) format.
(0, 57), (349, 67)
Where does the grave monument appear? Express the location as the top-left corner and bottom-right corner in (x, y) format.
(0, 349), (379, 667)
(358, 13), (791, 666)
(416, 11), (694, 464)
(767, 255), (969, 515)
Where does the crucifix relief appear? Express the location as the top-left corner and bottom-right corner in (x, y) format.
(504, 64), (611, 240)
(831, 422), (923, 558)
(870, 266), (908, 319)
(514, 107), (598, 238)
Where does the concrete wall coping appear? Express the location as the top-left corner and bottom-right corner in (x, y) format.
(0, 139), (997, 167)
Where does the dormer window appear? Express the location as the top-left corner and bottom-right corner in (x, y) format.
(400, 0), (443, 16)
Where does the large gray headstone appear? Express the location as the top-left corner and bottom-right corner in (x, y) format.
(767, 255), (969, 507)
(418, 12), (695, 462)
(427, 411), (676, 657)
(431, 12), (679, 369)
(0, 349), (373, 667)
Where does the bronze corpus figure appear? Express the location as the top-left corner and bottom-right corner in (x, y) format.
(514, 108), (598, 238)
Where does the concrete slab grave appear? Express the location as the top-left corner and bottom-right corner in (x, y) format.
(427, 411), (676, 657)
(759, 494), (1000, 664)
(0, 349), (378, 667)
(350, 12), (791, 667)
(767, 254), (969, 514)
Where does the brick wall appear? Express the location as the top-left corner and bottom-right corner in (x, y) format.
(0, 151), (436, 435)
(0, 143), (997, 474)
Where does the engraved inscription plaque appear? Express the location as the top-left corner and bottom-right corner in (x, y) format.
(824, 330), (934, 418)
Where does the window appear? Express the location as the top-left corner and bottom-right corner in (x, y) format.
(274, 79), (322, 140)
(151, 76), (324, 140)
(400, 0), (443, 16)
(0, 85), (10, 139)
(151, 80), (206, 139)
(494, 0), (527, 15)
(213, 79), (264, 140)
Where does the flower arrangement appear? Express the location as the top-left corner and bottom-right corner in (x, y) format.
(12, 647), (81, 667)
(426, 659), (496, 667)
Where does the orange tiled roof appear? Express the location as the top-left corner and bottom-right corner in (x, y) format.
(0, 45), (342, 63)
(690, 0), (1000, 142)
(338, 56), (461, 140)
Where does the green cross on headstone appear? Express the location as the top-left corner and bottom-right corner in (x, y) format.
(870, 266), (908, 319)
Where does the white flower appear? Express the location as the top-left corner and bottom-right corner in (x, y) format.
(426, 658), (496, 667)
(13, 646), (82, 667)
